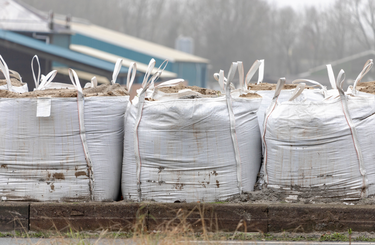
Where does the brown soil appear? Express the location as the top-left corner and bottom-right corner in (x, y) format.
(239, 92), (262, 98)
(248, 82), (313, 91)
(158, 84), (218, 96)
(0, 70), (26, 87)
(0, 83), (129, 98)
(83, 83), (129, 96)
(356, 81), (375, 94)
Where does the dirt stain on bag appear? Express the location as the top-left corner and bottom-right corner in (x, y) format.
(75, 171), (87, 178)
(53, 173), (65, 180)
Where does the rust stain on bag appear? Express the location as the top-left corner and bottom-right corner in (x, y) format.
(0, 164), (7, 168)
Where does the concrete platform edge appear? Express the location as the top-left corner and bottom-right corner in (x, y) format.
(0, 202), (373, 233)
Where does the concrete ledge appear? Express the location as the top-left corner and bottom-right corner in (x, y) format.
(147, 203), (268, 232)
(30, 202), (142, 232)
(6, 202), (375, 233)
(0, 202), (29, 232)
(268, 204), (375, 232)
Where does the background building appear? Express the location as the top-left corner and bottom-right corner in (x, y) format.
(0, 0), (209, 92)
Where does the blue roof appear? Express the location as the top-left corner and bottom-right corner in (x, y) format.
(0, 29), (128, 73)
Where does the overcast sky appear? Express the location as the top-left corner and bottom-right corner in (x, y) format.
(269, 0), (335, 9)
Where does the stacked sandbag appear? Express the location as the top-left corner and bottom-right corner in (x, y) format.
(122, 60), (262, 202)
(0, 58), (133, 202)
(0, 56), (28, 93)
(263, 61), (375, 199)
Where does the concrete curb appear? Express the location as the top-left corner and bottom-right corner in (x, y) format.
(1, 202), (375, 233)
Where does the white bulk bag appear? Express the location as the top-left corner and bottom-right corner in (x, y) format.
(122, 61), (262, 202)
(0, 60), (132, 202)
(0, 56), (28, 93)
(263, 64), (375, 199)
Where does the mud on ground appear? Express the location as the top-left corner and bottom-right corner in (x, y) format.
(225, 186), (375, 205)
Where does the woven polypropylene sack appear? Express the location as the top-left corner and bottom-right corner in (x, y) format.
(263, 81), (375, 199)
(0, 96), (128, 201)
(255, 89), (325, 136)
(122, 96), (262, 202)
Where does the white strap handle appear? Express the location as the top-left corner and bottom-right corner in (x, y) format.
(91, 76), (98, 88)
(292, 79), (325, 89)
(111, 59), (123, 85)
(221, 62), (243, 193)
(226, 62), (238, 88)
(155, 79), (185, 88)
(68, 68), (83, 94)
(245, 59), (264, 87)
(0, 55), (12, 91)
(126, 62), (137, 92)
(336, 69), (346, 93)
(292, 79), (328, 97)
(237, 61), (244, 90)
(326, 64), (337, 89)
(352, 59), (373, 92)
(258, 59), (264, 84)
(149, 60), (169, 89)
(139, 65), (166, 97)
(272, 77), (286, 102)
(288, 83), (306, 101)
(141, 59), (156, 88)
(335, 69), (366, 180)
(213, 72), (227, 93)
(31, 55), (41, 89)
(263, 77), (286, 184)
(36, 70), (57, 90)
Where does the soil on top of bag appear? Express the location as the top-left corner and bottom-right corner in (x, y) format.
(0, 83), (129, 98)
(158, 84), (219, 96)
(248, 83), (314, 91)
(356, 81), (375, 94)
(0, 70), (26, 87)
(239, 92), (262, 98)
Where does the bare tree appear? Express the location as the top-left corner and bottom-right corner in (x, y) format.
(350, 0), (375, 50)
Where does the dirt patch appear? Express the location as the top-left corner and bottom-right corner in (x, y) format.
(52, 173), (65, 180)
(224, 185), (375, 205)
(248, 82), (314, 91)
(158, 84), (218, 96)
(0, 83), (129, 98)
(356, 81), (375, 94)
(75, 171), (87, 178)
(239, 92), (262, 98)
(83, 83), (129, 96)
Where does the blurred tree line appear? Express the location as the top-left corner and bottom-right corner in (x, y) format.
(23, 0), (375, 81)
